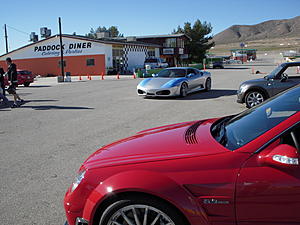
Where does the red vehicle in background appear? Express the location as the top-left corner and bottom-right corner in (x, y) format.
(4, 69), (35, 87)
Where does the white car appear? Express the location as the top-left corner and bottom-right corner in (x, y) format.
(144, 58), (168, 69)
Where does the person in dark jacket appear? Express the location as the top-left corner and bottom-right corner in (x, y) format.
(5, 57), (23, 107)
(0, 67), (5, 96)
(0, 81), (9, 106)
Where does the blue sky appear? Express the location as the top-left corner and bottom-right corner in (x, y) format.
(0, 0), (299, 55)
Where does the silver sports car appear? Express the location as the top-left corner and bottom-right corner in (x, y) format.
(137, 67), (211, 97)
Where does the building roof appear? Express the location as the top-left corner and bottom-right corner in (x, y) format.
(0, 34), (161, 58)
(230, 49), (257, 51)
(65, 34), (160, 47)
(136, 33), (192, 41)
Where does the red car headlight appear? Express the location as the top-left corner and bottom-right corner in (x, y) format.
(70, 170), (86, 193)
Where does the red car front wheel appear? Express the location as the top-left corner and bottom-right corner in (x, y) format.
(98, 196), (188, 225)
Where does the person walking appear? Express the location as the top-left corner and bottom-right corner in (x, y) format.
(0, 67), (5, 96)
(5, 57), (23, 107)
(0, 80), (9, 106)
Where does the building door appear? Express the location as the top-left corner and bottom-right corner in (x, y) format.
(112, 47), (124, 74)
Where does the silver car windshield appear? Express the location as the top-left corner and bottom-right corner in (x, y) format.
(157, 69), (186, 78)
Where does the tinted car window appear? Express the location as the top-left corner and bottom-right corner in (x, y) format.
(187, 69), (196, 75)
(212, 87), (300, 150)
(145, 59), (158, 63)
(267, 64), (284, 79)
(157, 69), (186, 78)
(284, 66), (300, 78)
(18, 71), (31, 75)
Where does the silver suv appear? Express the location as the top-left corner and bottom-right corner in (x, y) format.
(237, 62), (300, 108)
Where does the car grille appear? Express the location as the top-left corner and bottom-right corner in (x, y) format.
(156, 90), (171, 95)
(184, 121), (202, 144)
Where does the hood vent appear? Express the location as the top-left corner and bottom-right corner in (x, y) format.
(185, 121), (202, 144)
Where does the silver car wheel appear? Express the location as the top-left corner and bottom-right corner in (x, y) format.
(180, 83), (188, 97)
(107, 204), (176, 225)
(246, 91), (264, 108)
(205, 78), (211, 91)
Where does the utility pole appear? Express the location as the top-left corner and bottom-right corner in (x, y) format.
(58, 17), (64, 81)
(4, 24), (8, 53)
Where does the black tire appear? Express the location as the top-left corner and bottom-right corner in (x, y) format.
(245, 90), (265, 108)
(180, 83), (188, 97)
(204, 78), (211, 91)
(99, 196), (188, 225)
(24, 82), (30, 87)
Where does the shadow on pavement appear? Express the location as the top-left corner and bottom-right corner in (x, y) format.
(0, 99), (93, 111)
(21, 85), (52, 88)
(23, 99), (58, 103)
(222, 67), (250, 70)
(20, 105), (94, 110)
(147, 89), (237, 101)
(0, 101), (13, 110)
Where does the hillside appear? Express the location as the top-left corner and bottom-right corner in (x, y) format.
(213, 16), (300, 44)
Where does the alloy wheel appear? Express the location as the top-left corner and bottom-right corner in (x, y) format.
(180, 83), (188, 97)
(107, 204), (176, 225)
(205, 78), (211, 91)
(246, 91), (264, 108)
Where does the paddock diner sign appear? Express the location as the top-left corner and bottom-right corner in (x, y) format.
(34, 41), (93, 57)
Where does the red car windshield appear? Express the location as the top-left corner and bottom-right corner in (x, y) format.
(212, 87), (300, 150)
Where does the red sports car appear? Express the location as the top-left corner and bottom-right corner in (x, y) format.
(64, 85), (300, 225)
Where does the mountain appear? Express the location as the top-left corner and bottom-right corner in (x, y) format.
(213, 16), (300, 44)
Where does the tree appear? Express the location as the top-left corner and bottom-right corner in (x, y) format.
(86, 28), (96, 39)
(173, 19), (214, 63)
(86, 26), (123, 38)
(108, 26), (119, 37)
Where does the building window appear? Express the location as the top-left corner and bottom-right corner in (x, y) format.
(148, 50), (155, 57)
(58, 60), (66, 68)
(86, 58), (95, 66)
(165, 38), (177, 47)
(177, 39), (184, 48)
(112, 48), (124, 57)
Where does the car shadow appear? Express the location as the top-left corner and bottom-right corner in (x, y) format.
(148, 89), (237, 101)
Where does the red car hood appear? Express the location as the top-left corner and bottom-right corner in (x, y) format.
(84, 118), (229, 169)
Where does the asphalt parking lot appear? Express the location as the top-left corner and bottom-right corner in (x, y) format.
(0, 63), (276, 224)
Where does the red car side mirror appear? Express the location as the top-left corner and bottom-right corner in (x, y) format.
(258, 144), (299, 168)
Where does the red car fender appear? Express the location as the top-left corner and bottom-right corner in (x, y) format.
(82, 170), (209, 225)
